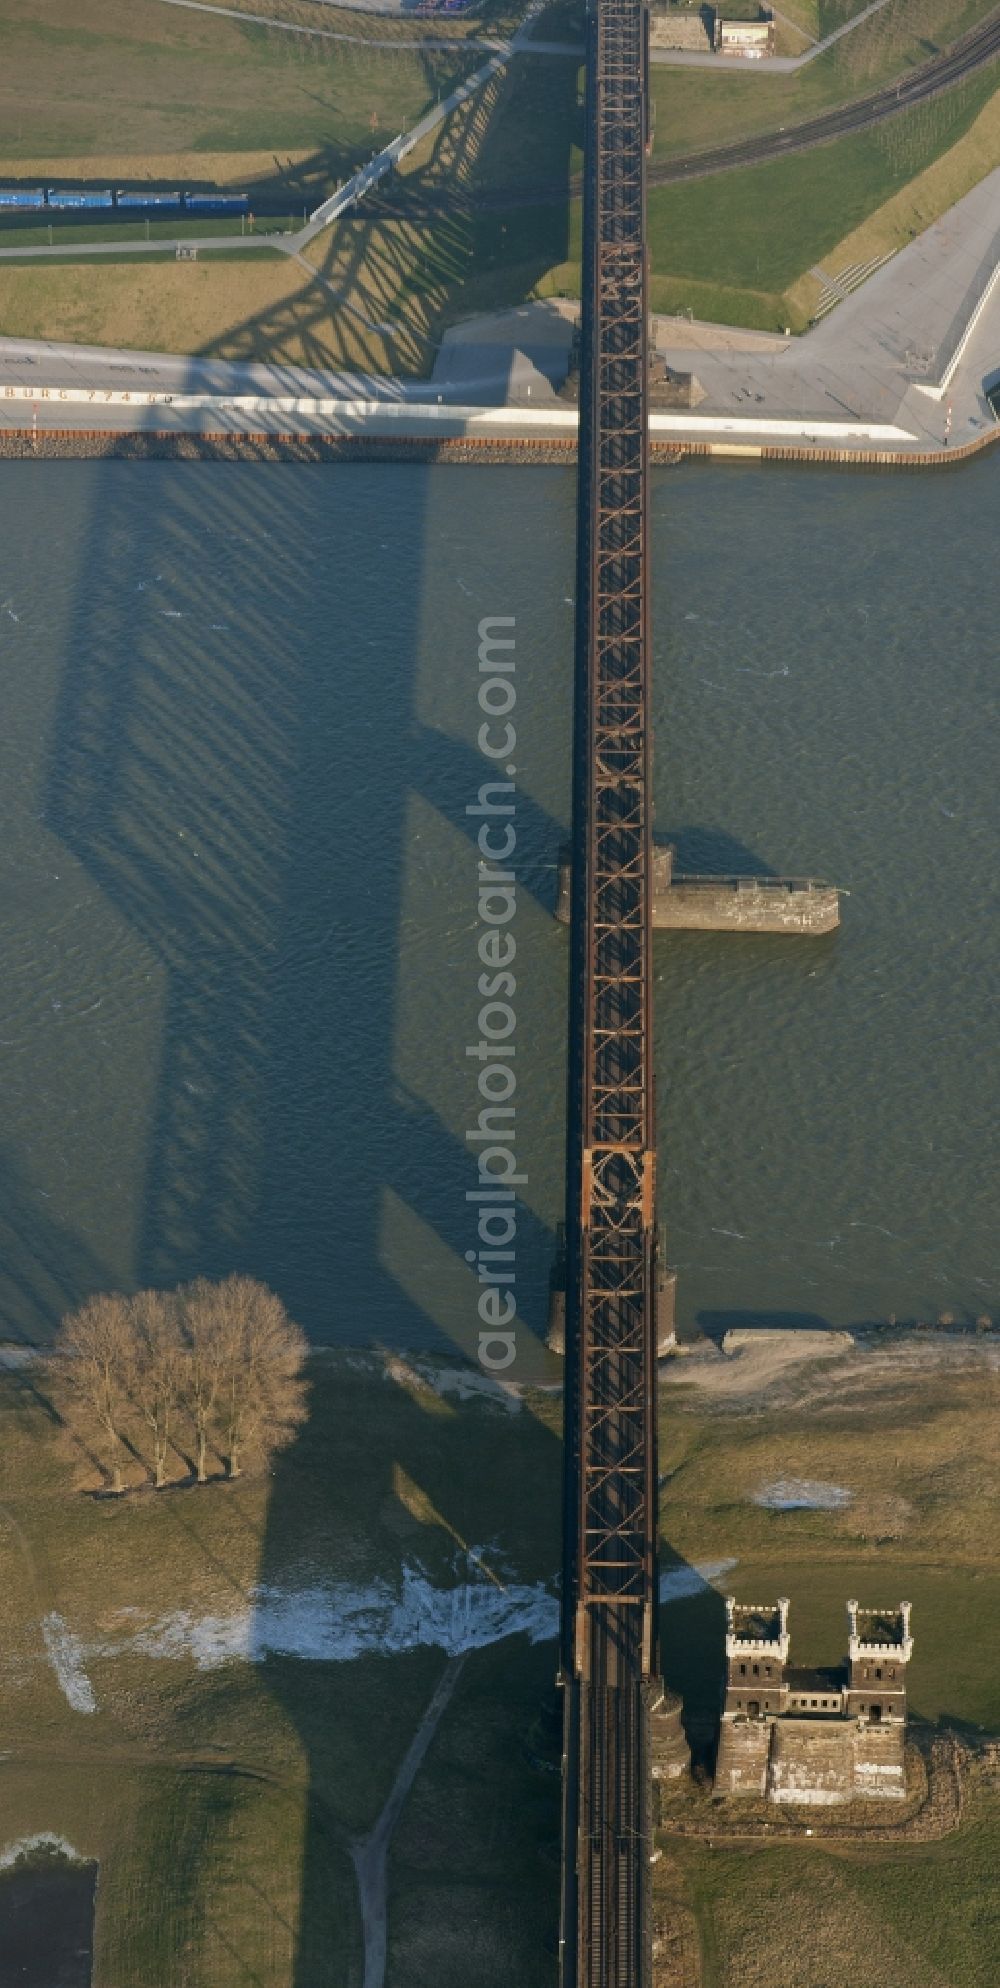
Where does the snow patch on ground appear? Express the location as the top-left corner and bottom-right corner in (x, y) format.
(754, 1478), (851, 1511)
(81, 1558), (738, 1671)
(105, 1569), (558, 1668)
(0, 1832), (87, 1870)
(659, 1558), (737, 1600)
(41, 1614), (97, 1714)
(383, 1355), (522, 1413)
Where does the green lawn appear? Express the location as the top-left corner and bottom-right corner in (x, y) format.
(444, 52), (1000, 332)
(458, 54), (584, 191)
(777, 0), (888, 38)
(3, 0), (998, 354)
(814, 0), (880, 32)
(0, 247), (287, 268)
(237, 0), (532, 42)
(375, 32), (1000, 338)
(3, 35), (998, 350)
(644, 58), (1000, 326)
(0, 0), (476, 190)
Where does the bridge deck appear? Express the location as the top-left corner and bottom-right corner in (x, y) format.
(561, 0), (660, 1984)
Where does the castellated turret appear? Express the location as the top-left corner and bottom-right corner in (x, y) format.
(723, 1598), (791, 1719)
(845, 1601), (912, 1725)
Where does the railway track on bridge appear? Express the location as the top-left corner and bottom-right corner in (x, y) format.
(559, 0), (661, 1982)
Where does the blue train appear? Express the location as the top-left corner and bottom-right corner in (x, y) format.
(0, 187), (250, 214)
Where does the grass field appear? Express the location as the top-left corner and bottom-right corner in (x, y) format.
(0, 0), (997, 357)
(1, 33), (998, 354)
(0, 1351), (563, 1986)
(0, 1334), (997, 1983)
(0, 0), (475, 195)
(0, 218), (301, 250)
(646, 54), (1000, 327)
(0, 256), (367, 363)
(1, 0), (999, 358)
(777, 0), (877, 36)
(785, 67), (1000, 310)
(654, 1333), (1000, 1988)
(655, 1342), (1000, 1731)
(328, 27), (1000, 343)
(213, 0), (532, 43)
(667, 1780), (1000, 1988)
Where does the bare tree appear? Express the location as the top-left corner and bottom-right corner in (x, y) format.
(128, 1289), (183, 1489)
(53, 1294), (134, 1494)
(183, 1275), (307, 1479)
(51, 1275), (308, 1494)
(177, 1278), (229, 1485)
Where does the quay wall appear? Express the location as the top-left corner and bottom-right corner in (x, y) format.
(0, 426), (999, 471)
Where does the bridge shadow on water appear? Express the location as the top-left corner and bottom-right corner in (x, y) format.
(23, 439), (727, 1981)
(13, 54), (703, 1980)
(657, 825), (779, 880)
(42, 462), (566, 1343)
(31, 449), (582, 1984)
(0, 1137), (113, 1353)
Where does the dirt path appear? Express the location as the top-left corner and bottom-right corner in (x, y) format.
(350, 1655), (466, 1988)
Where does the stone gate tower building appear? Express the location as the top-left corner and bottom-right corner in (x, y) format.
(715, 1597), (912, 1803)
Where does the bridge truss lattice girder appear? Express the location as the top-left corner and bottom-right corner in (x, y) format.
(560, 0), (661, 1981)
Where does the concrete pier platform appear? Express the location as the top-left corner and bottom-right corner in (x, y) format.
(555, 845), (840, 934)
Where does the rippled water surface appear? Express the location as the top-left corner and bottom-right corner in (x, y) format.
(0, 458), (995, 1370)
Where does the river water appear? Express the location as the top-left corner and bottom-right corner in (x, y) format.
(0, 457), (995, 1374)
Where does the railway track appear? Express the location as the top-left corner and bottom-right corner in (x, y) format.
(370, 8), (1000, 217)
(649, 8), (1000, 186)
(559, 0), (660, 1980)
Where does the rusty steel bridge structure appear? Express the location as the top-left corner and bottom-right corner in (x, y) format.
(559, 0), (660, 1983)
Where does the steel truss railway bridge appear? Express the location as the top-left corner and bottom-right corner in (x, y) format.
(558, 0), (662, 1984)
